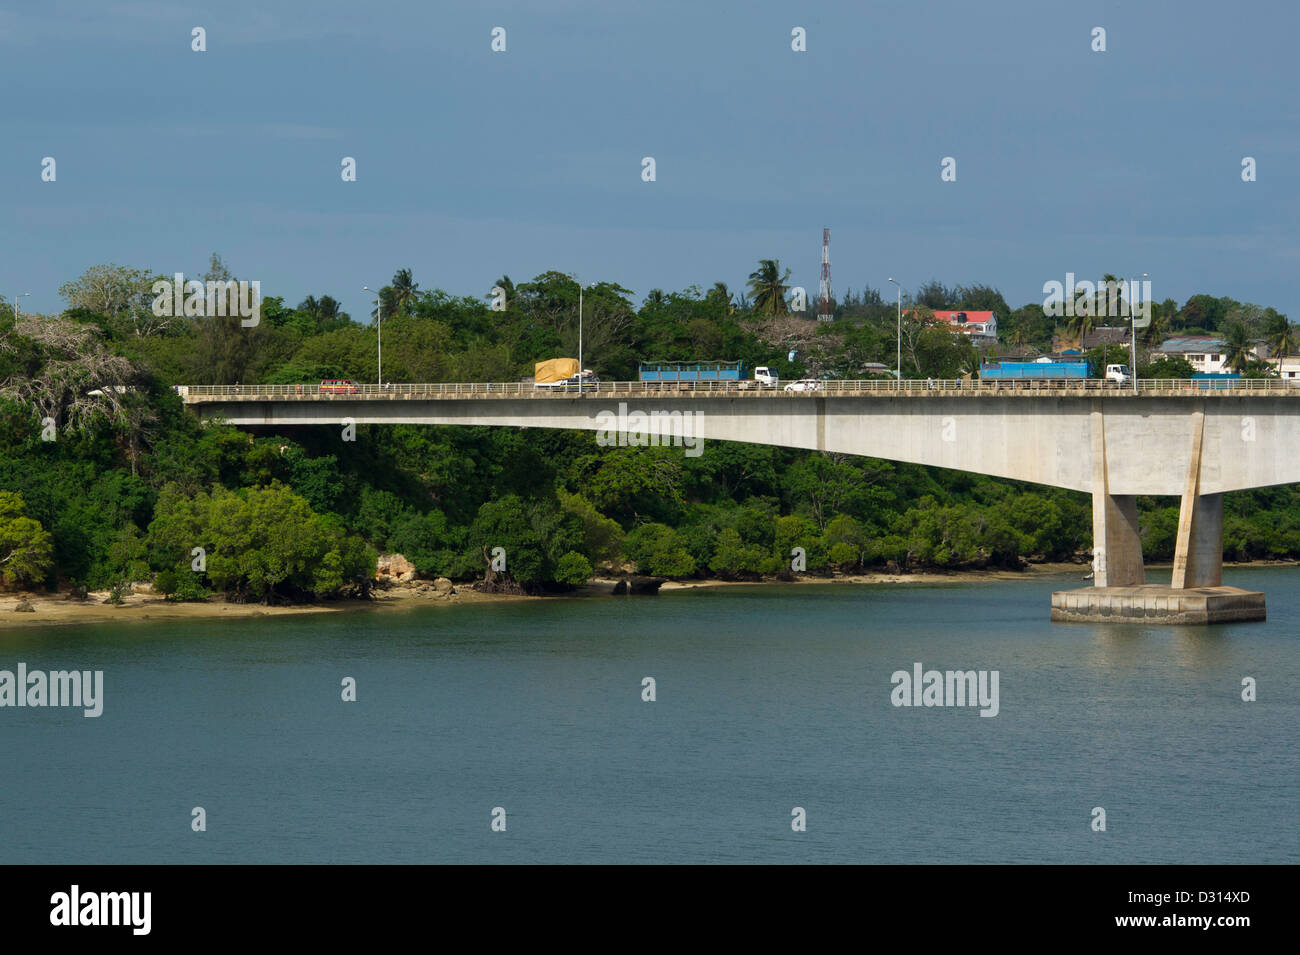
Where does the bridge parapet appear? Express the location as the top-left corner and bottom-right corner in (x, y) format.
(175, 378), (1300, 402)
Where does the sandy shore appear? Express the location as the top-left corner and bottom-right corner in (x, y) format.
(2, 560), (1291, 630)
(658, 562), (1090, 591)
(0, 585), (530, 631)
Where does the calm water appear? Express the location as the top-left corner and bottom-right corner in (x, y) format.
(2, 568), (1297, 864)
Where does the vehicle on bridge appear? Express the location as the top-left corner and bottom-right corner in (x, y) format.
(533, 358), (599, 390)
(783, 378), (824, 392)
(639, 360), (743, 382)
(979, 361), (1132, 384)
(1191, 373), (1242, 390)
(320, 379), (360, 394)
(639, 360), (779, 389)
(980, 361), (1090, 381)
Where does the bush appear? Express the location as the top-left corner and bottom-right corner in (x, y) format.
(167, 570), (211, 602)
(554, 551), (593, 585)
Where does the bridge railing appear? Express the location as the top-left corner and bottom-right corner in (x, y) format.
(175, 378), (1300, 399)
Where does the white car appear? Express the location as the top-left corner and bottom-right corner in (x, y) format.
(783, 378), (823, 392)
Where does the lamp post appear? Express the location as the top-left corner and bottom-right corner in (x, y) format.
(888, 278), (902, 391)
(1128, 272), (1147, 395)
(363, 286), (382, 387)
(13, 291), (30, 322)
(573, 276), (591, 395)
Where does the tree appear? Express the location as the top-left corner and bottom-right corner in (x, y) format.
(1264, 311), (1295, 358)
(188, 254), (265, 385)
(390, 268), (420, 317)
(0, 315), (154, 451)
(0, 491), (54, 588)
(146, 482), (374, 602)
(1139, 356), (1195, 378)
(59, 264), (167, 338)
(706, 282), (737, 314)
(1065, 290), (1095, 346)
(747, 259), (792, 316)
(915, 280), (956, 309)
(626, 523), (696, 576)
(899, 306), (935, 375)
(1223, 322), (1260, 373)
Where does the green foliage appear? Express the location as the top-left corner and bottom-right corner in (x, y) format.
(626, 523), (696, 577)
(553, 551), (593, 585)
(146, 481), (373, 601)
(1139, 357), (1195, 379)
(0, 491), (55, 588)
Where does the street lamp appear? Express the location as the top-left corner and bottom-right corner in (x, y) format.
(888, 278), (902, 391)
(1128, 272), (1147, 395)
(363, 286), (382, 387)
(13, 292), (30, 322)
(573, 276), (591, 395)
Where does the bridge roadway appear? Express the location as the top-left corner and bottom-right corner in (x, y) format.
(179, 378), (1300, 621)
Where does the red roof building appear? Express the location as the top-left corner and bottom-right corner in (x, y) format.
(907, 309), (999, 340)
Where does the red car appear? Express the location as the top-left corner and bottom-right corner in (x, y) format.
(320, 379), (360, 395)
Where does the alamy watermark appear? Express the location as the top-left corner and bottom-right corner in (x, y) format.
(151, 274), (261, 327)
(1042, 273), (1151, 324)
(595, 402), (704, 457)
(50, 886), (150, 935)
(890, 663), (999, 717)
(0, 663), (103, 717)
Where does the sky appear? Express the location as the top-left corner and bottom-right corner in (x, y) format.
(2, 0), (1298, 323)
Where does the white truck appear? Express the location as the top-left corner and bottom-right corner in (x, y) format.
(752, 366), (779, 388)
(1105, 364), (1132, 384)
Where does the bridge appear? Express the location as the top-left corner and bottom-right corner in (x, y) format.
(179, 378), (1300, 623)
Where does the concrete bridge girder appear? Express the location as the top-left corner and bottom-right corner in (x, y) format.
(196, 394), (1300, 498)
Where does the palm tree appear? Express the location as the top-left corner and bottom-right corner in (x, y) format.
(1265, 312), (1295, 358)
(1101, 274), (1123, 321)
(1224, 322), (1255, 373)
(317, 295), (341, 321)
(390, 268), (419, 317)
(494, 275), (515, 301)
(1065, 300), (1094, 347)
(747, 259), (791, 316)
(297, 295), (320, 320)
(1142, 303), (1168, 347)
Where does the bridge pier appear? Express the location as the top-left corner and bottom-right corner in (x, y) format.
(1172, 492), (1224, 588)
(1052, 405), (1263, 624)
(1092, 493), (1144, 587)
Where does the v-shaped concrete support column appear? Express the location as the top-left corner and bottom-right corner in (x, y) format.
(1171, 407), (1224, 588)
(1090, 404), (1145, 587)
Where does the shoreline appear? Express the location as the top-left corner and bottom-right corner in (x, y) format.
(1, 560), (1294, 631)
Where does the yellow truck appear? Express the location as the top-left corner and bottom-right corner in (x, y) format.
(534, 358), (580, 384)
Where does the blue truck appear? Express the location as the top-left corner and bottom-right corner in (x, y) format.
(638, 360), (745, 382)
(980, 361), (1090, 380)
(1191, 373), (1241, 390)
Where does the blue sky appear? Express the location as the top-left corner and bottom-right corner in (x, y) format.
(2, 0), (1297, 322)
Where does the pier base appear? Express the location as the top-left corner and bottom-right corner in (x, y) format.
(1050, 585), (1265, 624)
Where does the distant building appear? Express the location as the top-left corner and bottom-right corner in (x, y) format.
(1081, 327), (1130, 348)
(910, 309), (998, 340)
(1157, 336), (1229, 373)
(1037, 349), (1086, 363)
(1268, 355), (1300, 381)
(1156, 335), (1268, 373)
